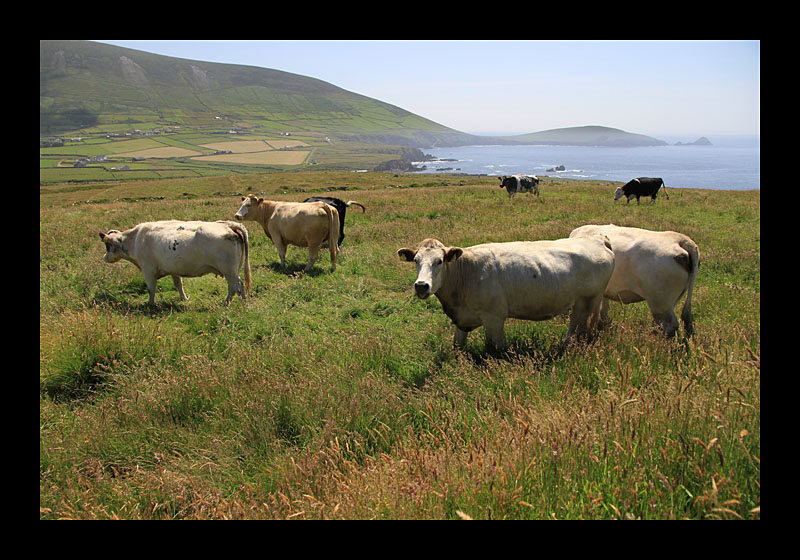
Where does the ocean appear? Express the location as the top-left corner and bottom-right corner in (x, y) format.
(412, 135), (759, 190)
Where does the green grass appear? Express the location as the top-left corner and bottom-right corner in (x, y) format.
(40, 173), (759, 519)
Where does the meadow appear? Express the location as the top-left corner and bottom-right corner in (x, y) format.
(40, 172), (760, 519)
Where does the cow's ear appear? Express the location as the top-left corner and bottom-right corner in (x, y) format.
(397, 248), (416, 261)
(101, 230), (121, 241)
(241, 196), (246, 201)
(445, 247), (463, 262)
(256, 197), (264, 204)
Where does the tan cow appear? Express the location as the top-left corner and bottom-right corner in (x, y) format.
(234, 196), (339, 272)
(99, 220), (251, 305)
(569, 224), (699, 337)
(397, 236), (615, 351)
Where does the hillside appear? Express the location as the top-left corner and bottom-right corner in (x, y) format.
(507, 125), (667, 147)
(40, 41), (669, 180)
(40, 40), (481, 148)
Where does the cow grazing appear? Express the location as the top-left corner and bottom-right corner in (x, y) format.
(570, 224), (699, 337)
(397, 236), (615, 351)
(99, 220), (251, 305)
(234, 196), (339, 272)
(499, 175), (540, 199)
(613, 177), (669, 204)
(303, 196), (366, 247)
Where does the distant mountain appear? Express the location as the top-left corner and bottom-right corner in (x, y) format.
(505, 125), (667, 147)
(39, 40), (482, 148)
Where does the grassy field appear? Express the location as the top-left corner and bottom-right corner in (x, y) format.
(39, 172), (760, 519)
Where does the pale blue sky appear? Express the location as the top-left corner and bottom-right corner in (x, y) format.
(97, 40), (760, 139)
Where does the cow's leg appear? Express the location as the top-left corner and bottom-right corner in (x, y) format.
(453, 327), (468, 349)
(482, 316), (506, 352)
(171, 275), (189, 301)
(651, 310), (679, 338)
(272, 236), (288, 268)
(236, 275), (247, 302)
(305, 244), (320, 272)
(600, 297), (612, 326)
(224, 274), (245, 305)
(584, 294), (605, 334)
(141, 268), (158, 305)
(567, 295), (602, 340)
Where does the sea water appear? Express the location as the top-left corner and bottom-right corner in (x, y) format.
(412, 135), (759, 190)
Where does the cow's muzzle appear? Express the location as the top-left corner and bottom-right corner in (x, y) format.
(414, 281), (431, 299)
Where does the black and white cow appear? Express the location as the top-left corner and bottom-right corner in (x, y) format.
(303, 196), (366, 247)
(613, 177), (669, 204)
(498, 175), (540, 199)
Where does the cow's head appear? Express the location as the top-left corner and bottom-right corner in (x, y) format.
(397, 238), (463, 299)
(99, 230), (124, 263)
(613, 187), (625, 201)
(235, 196), (263, 221)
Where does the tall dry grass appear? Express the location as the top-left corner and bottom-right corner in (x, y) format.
(40, 173), (759, 519)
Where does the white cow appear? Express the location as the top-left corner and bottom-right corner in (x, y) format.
(569, 224), (699, 337)
(99, 220), (252, 305)
(235, 196), (339, 272)
(397, 236), (615, 351)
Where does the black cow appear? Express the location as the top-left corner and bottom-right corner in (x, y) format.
(303, 196), (365, 246)
(613, 177), (669, 204)
(498, 175), (540, 199)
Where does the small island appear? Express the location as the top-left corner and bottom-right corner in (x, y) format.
(674, 137), (712, 146)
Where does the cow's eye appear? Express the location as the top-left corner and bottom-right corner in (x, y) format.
(434, 258), (443, 266)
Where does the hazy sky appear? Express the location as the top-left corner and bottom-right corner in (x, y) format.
(96, 40), (760, 139)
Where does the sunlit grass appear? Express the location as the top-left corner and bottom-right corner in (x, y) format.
(40, 173), (759, 519)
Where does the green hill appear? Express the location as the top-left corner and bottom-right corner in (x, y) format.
(40, 40), (480, 148)
(506, 125), (667, 147)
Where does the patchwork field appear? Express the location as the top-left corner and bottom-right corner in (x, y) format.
(113, 147), (203, 159)
(200, 140), (273, 153)
(200, 139), (309, 152)
(190, 150), (309, 165)
(40, 128), (319, 184)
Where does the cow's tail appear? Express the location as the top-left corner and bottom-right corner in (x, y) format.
(346, 201), (366, 213)
(661, 179), (670, 200)
(678, 238), (699, 336)
(323, 204), (340, 270)
(229, 222), (252, 294)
